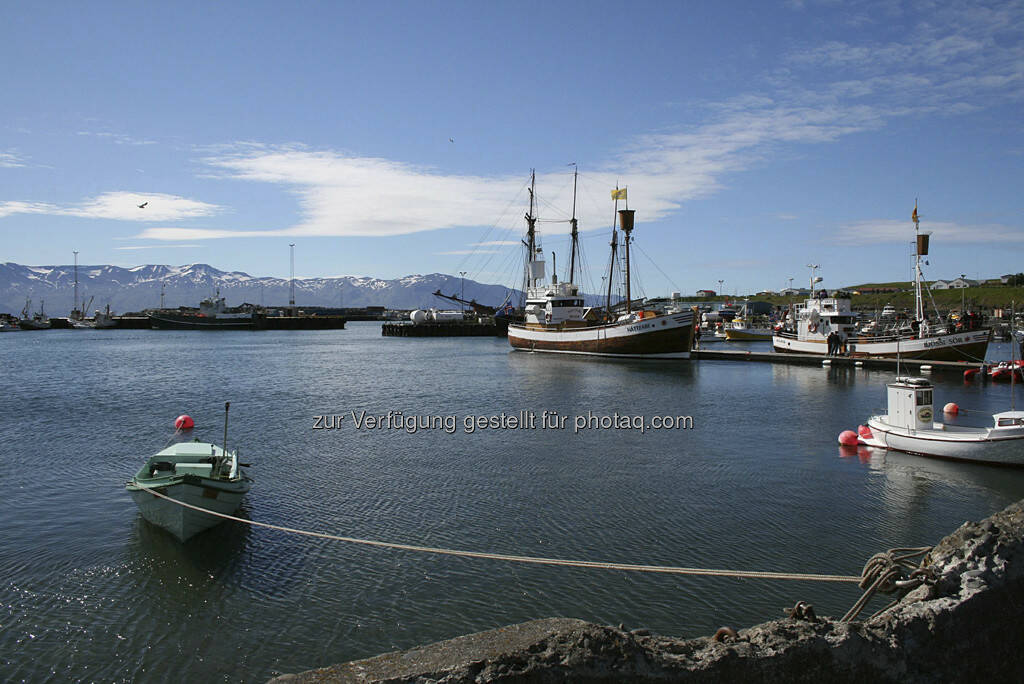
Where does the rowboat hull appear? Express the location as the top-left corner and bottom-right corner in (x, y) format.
(129, 478), (250, 541)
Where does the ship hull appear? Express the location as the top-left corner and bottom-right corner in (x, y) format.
(864, 417), (1024, 465)
(773, 329), (990, 361)
(508, 311), (694, 358)
(149, 313), (258, 330)
(725, 327), (773, 341)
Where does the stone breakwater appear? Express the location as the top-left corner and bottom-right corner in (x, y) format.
(271, 499), (1024, 683)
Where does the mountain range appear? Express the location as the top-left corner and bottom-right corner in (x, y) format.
(0, 262), (520, 315)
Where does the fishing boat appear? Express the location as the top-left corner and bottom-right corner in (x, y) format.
(507, 172), (695, 358)
(724, 303), (774, 341)
(18, 299), (51, 330)
(149, 292), (261, 330)
(126, 403), (252, 541)
(858, 377), (1024, 465)
(773, 206), (991, 360)
(93, 304), (117, 329)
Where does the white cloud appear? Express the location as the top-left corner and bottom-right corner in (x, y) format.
(0, 192), (219, 221)
(76, 131), (158, 146)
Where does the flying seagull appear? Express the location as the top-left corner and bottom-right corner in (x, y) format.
(449, 137), (454, 143)
(137, 201), (147, 209)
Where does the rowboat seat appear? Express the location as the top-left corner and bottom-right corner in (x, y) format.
(174, 463), (214, 476)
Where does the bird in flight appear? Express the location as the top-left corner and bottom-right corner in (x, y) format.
(449, 137), (455, 143)
(138, 201), (148, 209)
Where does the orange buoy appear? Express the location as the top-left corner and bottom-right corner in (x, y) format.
(838, 430), (858, 446)
(943, 402), (959, 415)
(964, 368), (980, 381)
(175, 414), (194, 430)
(857, 424), (873, 439)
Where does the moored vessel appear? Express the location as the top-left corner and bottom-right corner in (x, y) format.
(507, 173), (694, 358)
(149, 293), (261, 330)
(858, 377), (1024, 465)
(773, 206), (990, 361)
(126, 403), (252, 540)
(18, 299), (51, 330)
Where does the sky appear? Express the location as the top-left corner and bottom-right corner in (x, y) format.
(1, 0), (1022, 298)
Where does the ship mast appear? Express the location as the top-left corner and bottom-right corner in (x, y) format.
(620, 208), (635, 315)
(912, 201), (928, 323)
(568, 165), (579, 285)
(522, 170), (544, 291)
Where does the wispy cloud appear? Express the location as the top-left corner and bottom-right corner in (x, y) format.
(76, 131), (158, 146)
(833, 219), (1024, 246)
(433, 249), (502, 255)
(0, 192), (220, 221)
(0, 152), (25, 168)
(114, 243), (202, 250)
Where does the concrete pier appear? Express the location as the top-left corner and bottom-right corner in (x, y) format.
(693, 348), (984, 373)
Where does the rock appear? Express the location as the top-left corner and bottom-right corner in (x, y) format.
(271, 499), (1024, 683)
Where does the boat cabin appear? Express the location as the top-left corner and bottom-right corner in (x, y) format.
(791, 297), (858, 340)
(886, 377), (934, 430)
(993, 411), (1024, 429)
(524, 280), (585, 326)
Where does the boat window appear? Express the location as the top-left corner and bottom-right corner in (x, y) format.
(916, 390), (932, 406)
(998, 417), (1024, 427)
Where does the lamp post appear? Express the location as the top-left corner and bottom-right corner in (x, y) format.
(718, 279), (724, 299)
(788, 277), (793, 292)
(460, 271), (467, 312)
(289, 243), (296, 313)
(73, 250), (79, 318)
(960, 273), (966, 313)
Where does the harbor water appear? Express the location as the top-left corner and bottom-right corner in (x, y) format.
(4, 323), (1024, 682)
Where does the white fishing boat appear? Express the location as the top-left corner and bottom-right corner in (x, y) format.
(507, 172), (695, 358)
(773, 206), (990, 360)
(126, 403), (252, 541)
(858, 377), (1024, 465)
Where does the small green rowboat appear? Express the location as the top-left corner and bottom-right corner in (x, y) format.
(126, 403), (252, 541)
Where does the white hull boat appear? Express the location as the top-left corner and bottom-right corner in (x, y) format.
(858, 377), (1024, 465)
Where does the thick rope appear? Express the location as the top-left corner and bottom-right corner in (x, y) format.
(143, 489), (860, 583)
(840, 546), (934, 622)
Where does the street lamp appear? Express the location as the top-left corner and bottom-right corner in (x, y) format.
(718, 279), (724, 298)
(289, 243), (296, 311)
(460, 271), (467, 312)
(788, 277), (793, 292)
(960, 273), (966, 313)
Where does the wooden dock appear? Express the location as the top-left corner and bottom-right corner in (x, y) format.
(692, 348), (984, 372)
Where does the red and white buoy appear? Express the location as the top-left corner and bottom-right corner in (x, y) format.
(175, 414), (195, 430)
(857, 424), (873, 440)
(943, 402), (959, 415)
(838, 430), (858, 446)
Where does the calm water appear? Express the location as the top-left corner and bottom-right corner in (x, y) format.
(3, 324), (1024, 682)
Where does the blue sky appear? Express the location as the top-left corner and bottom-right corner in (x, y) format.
(1, 0), (1022, 297)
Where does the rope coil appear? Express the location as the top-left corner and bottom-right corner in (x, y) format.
(841, 546), (934, 622)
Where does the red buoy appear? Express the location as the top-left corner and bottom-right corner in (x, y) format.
(175, 414), (194, 430)
(944, 402), (959, 415)
(838, 430), (858, 446)
(964, 368), (980, 381)
(857, 424), (873, 439)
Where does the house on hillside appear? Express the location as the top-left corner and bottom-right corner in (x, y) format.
(933, 278), (979, 289)
(696, 289), (716, 297)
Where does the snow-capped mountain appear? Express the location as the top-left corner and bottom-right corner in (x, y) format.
(0, 262), (519, 314)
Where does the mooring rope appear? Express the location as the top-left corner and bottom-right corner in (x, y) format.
(143, 489), (860, 583)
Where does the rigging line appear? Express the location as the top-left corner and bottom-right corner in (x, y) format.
(633, 242), (683, 295)
(142, 489), (861, 583)
(453, 181), (530, 276)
